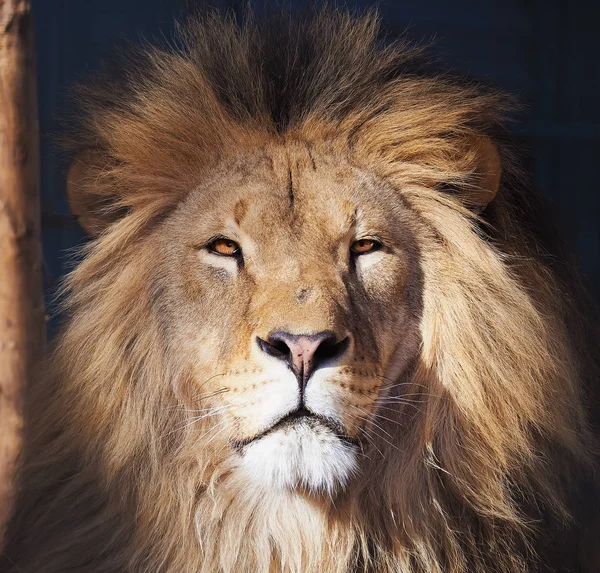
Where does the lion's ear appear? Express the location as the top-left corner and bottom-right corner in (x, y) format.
(461, 135), (502, 209)
(67, 152), (127, 236)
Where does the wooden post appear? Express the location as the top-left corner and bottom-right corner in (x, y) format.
(0, 0), (44, 543)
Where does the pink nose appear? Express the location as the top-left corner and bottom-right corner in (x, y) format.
(258, 331), (350, 388)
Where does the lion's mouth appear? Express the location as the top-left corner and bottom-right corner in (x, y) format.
(232, 407), (357, 449)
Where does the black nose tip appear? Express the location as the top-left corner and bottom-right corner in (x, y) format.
(257, 331), (350, 387)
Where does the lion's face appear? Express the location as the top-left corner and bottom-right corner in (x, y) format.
(155, 146), (422, 493)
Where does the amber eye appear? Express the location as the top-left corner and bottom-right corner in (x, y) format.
(208, 238), (241, 257)
(350, 238), (381, 255)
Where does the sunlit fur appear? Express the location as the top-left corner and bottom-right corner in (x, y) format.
(2, 9), (599, 573)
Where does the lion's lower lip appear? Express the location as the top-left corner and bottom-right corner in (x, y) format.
(266, 408), (325, 435)
(232, 410), (357, 449)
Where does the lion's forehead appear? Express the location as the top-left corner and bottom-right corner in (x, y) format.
(176, 147), (405, 254)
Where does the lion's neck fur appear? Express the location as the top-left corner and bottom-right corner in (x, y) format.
(192, 480), (351, 573)
(19, 428), (564, 573)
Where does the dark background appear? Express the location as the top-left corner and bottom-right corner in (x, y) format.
(33, 0), (600, 310)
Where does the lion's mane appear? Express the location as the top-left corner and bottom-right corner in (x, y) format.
(2, 9), (598, 573)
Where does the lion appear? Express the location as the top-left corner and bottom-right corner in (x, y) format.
(1, 8), (598, 573)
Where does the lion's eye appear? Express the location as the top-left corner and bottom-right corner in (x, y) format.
(350, 238), (381, 255)
(208, 238), (241, 257)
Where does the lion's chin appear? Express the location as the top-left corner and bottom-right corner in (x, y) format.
(235, 420), (358, 494)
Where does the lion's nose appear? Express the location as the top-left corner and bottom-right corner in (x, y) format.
(257, 331), (350, 388)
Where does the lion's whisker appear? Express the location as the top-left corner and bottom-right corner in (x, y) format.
(359, 428), (385, 458)
(192, 418), (232, 447)
(163, 405), (235, 437)
(202, 420), (236, 449)
(343, 403), (403, 453)
(377, 379), (429, 390)
(375, 398), (426, 416)
(375, 400), (427, 412)
(194, 387), (230, 401)
(377, 391), (439, 400)
(190, 372), (230, 396)
(343, 402), (396, 441)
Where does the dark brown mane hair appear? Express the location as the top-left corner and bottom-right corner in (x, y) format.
(62, 8), (516, 227)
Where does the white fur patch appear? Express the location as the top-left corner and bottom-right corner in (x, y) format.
(237, 420), (357, 495)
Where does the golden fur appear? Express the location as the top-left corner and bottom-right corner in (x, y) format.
(1, 9), (598, 573)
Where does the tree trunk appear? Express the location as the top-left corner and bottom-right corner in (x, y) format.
(0, 0), (44, 546)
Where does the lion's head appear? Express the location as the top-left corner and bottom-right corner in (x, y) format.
(3, 9), (598, 573)
(110, 148), (427, 494)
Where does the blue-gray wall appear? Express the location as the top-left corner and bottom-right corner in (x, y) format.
(33, 0), (600, 312)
